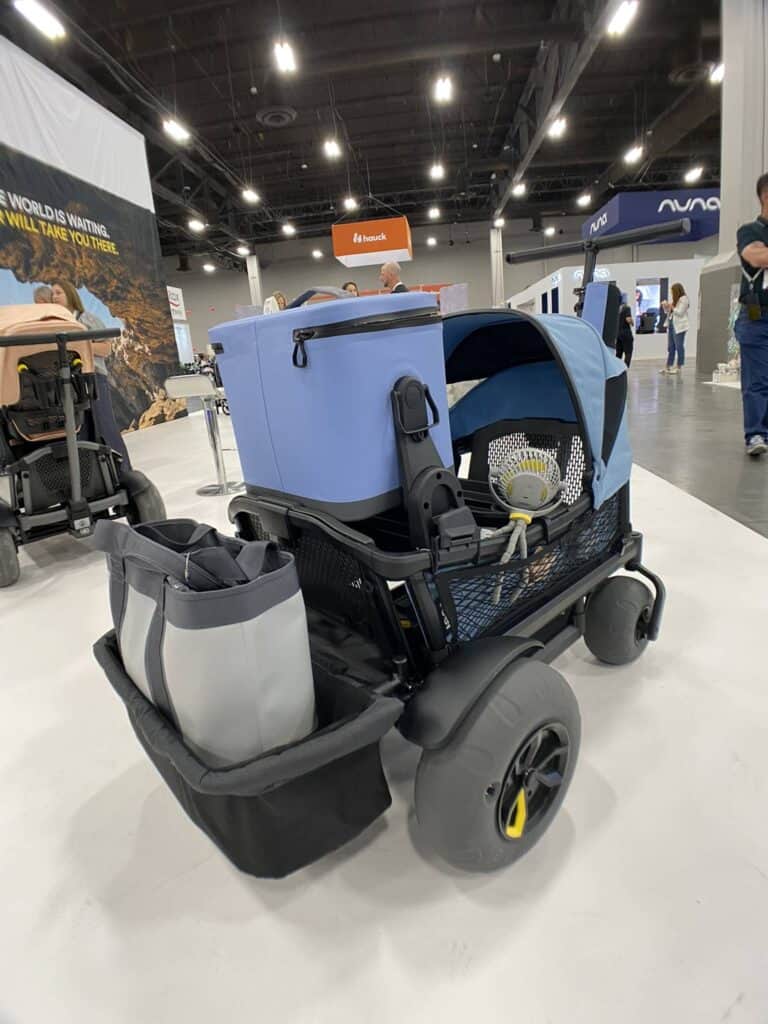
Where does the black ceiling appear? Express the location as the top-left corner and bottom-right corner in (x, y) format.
(0, 0), (722, 260)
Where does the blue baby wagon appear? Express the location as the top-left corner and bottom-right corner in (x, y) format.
(215, 291), (666, 875)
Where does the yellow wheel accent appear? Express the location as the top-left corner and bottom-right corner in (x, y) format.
(17, 362), (29, 373)
(504, 788), (527, 838)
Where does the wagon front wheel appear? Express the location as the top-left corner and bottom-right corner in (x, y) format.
(414, 660), (580, 873)
(583, 576), (654, 665)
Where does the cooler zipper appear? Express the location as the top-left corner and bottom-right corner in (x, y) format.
(292, 307), (440, 368)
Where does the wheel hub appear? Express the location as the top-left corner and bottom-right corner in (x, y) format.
(497, 723), (570, 840)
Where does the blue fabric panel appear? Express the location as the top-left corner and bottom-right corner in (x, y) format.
(534, 314), (631, 507)
(449, 362), (577, 440)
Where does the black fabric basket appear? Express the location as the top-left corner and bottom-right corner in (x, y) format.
(94, 632), (402, 878)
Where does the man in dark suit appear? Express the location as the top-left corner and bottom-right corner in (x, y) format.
(379, 261), (408, 293)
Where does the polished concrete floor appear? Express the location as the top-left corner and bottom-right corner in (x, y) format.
(627, 360), (768, 537)
(2, 414), (768, 1024)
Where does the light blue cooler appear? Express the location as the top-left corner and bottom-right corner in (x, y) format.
(210, 293), (452, 520)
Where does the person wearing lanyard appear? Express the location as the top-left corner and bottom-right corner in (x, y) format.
(735, 173), (768, 456)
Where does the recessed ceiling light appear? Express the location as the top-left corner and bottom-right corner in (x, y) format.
(684, 165), (704, 184)
(236, 245), (250, 256)
(433, 75), (453, 104)
(323, 138), (342, 159)
(429, 162), (446, 181)
(493, 217), (505, 228)
(273, 40), (297, 73)
(202, 262), (216, 273)
(300, 162), (308, 170)
(512, 182), (527, 198)
(428, 206), (441, 220)
(472, 142), (479, 150)
(624, 144), (644, 164)
(577, 192), (592, 208)
(163, 117), (191, 143)
(710, 62), (725, 84)
(548, 117), (567, 139)
(188, 218), (205, 233)
(282, 223), (296, 236)
(13, 0), (65, 40)
(311, 249), (323, 259)
(343, 196), (358, 211)
(606, 0), (639, 37)
(544, 226), (556, 237)
(426, 236), (437, 247)
(242, 187), (260, 204)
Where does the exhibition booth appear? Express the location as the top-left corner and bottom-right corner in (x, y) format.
(3, 19), (768, 1024)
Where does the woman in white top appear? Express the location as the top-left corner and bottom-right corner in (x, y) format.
(660, 282), (690, 375)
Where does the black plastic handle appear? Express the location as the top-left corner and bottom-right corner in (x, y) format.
(392, 379), (441, 437)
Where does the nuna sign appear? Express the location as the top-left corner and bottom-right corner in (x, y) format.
(580, 189), (721, 243)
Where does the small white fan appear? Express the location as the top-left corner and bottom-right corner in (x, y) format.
(488, 448), (564, 605)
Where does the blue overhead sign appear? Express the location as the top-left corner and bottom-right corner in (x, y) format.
(581, 189), (720, 242)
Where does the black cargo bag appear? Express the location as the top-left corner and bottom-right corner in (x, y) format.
(94, 631), (402, 878)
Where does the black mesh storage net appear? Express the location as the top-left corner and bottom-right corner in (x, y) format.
(434, 492), (623, 644)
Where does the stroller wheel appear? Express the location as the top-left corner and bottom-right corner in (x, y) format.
(0, 528), (20, 588)
(414, 660), (580, 873)
(583, 576), (654, 665)
(125, 475), (167, 525)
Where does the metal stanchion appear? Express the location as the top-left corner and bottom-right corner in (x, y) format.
(165, 374), (244, 497)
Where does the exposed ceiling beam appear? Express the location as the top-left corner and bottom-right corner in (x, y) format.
(493, 0), (618, 218)
(589, 79), (721, 198)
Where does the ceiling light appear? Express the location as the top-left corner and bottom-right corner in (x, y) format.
(187, 218), (205, 233)
(311, 249), (323, 260)
(426, 236), (437, 247)
(624, 144), (644, 164)
(242, 187), (260, 204)
(273, 40), (297, 73)
(323, 138), (342, 159)
(710, 62), (725, 85)
(428, 206), (441, 220)
(236, 245), (250, 256)
(429, 162), (445, 181)
(282, 223), (296, 236)
(300, 162), (308, 170)
(544, 226), (556, 237)
(606, 0), (639, 37)
(512, 182), (527, 198)
(433, 75), (453, 104)
(548, 117), (567, 139)
(492, 52), (502, 63)
(13, 0), (65, 40)
(493, 217), (505, 229)
(684, 165), (704, 184)
(163, 117), (191, 144)
(472, 142), (479, 150)
(577, 192), (592, 208)
(202, 262), (216, 273)
(343, 196), (358, 211)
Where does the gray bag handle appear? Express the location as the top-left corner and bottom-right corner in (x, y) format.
(93, 520), (278, 591)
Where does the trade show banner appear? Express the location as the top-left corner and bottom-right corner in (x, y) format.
(0, 37), (181, 432)
(0, 144), (181, 430)
(581, 189), (721, 243)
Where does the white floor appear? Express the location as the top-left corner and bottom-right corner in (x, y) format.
(2, 414), (768, 1024)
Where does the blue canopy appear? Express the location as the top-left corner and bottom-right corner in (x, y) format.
(443, 310), (632, 508)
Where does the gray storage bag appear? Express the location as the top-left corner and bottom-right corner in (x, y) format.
(94, 519), (316, 767)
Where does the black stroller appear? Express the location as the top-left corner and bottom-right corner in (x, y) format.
(0, 305), (165, 587)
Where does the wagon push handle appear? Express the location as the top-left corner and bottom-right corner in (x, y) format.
(0, 326), (121, 347)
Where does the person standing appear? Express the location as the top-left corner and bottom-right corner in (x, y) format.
(660, 283), (689, 375)
(615, 293), (635, 368)
(341, 281), (359, 296)
(379, 261), (408, 293)
(33, 285), (53, 304)
(50, 279), (131, 467)
(735, 172), (768, 456)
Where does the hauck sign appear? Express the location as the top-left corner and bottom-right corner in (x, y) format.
(332, 216), (412, 267)
(581, 189), (720, 242)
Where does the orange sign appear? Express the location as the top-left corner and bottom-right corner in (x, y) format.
(332, 216), (413, 267)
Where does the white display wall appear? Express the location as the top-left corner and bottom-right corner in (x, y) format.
(508, 256), (708, 361)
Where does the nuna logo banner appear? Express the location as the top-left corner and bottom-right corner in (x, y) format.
(581, 189), (720, 243)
